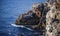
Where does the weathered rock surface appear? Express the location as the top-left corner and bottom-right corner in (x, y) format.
(15, 2), (50, 30)
(46, 0), (60, 36)
(15, 0), (60, 35)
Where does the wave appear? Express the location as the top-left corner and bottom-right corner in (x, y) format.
(11, 24), (33, 31)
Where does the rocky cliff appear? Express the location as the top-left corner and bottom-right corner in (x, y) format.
(15, 0), (60, 33)
(46, 0), (60, 36)
(15, 2), (50, 30)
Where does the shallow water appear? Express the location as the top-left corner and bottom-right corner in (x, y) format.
(0, 0), (45, 36)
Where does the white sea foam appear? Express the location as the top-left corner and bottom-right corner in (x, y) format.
(11, 24), (33, 31)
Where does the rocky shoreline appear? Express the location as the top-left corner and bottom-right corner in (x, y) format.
(15, 0), (60, 36)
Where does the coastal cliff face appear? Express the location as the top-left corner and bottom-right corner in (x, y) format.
(46, 0), (60, 36)
(16, 0), (60, 36)
(15, 2), (49, 29)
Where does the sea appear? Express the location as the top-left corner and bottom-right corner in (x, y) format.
(0, 0), (45, 36)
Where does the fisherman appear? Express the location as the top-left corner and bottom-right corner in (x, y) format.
(46, 0), (60, 36)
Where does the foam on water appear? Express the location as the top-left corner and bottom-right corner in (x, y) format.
(11, 24), (33, 31)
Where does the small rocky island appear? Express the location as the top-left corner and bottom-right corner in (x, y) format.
(15, 0), (60, 36)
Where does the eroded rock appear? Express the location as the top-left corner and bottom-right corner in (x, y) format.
(15, 2), (50, 30)
(46, 1), (60, 36)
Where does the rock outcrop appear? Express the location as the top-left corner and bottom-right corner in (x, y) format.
(15, 0), (60, 35)
(46, 0), (60, 36)
(15, 2), (50, 30)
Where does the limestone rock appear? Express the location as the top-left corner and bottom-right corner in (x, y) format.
(46, 1), (60, 36)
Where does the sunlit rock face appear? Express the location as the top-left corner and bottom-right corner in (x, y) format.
(46, 1), (60, 36)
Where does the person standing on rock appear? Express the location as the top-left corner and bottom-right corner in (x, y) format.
(46, 0), (60, 36)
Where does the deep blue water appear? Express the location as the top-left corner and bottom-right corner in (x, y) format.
(0, 0), (45, 36)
